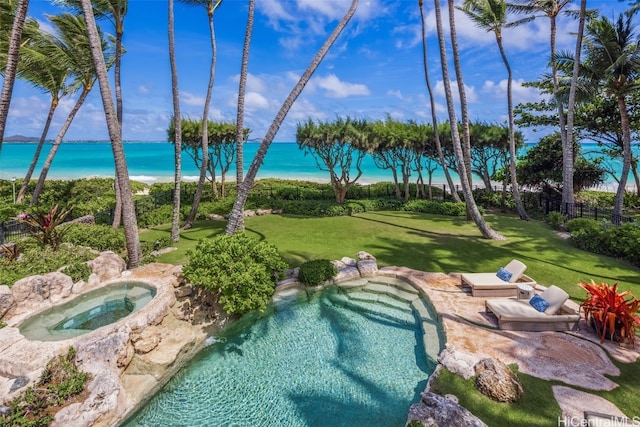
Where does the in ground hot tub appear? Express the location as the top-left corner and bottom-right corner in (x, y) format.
(19, 282), (157, 341)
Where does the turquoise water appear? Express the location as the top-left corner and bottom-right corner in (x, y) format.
(122, 287), (430, 427)
(19, 282), (156, 341)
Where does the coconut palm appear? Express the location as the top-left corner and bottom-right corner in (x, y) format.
(181, 0), (223, 230)
(447, 0), (473, 193)
(433, 0), (504, 239)
(30, 13), (115, 205)
(459, 0), (531, 220)
(225, 0), (359, 234)
(0, 0), (29, 155)
(509, 0), (574, 206)
(61, 0), (128, 227)
(81, 0), (141, 267)
(418, 0), (461, 202)
(13, 23), (73, 204)
(169, 0), (182, 242)
(581, 10), (640, 221)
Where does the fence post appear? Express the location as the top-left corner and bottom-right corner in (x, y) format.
(594, 207), (598, 221)
(0, 221), (4, 245)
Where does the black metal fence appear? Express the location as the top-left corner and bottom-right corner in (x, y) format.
(542, 197), (634, 225)
(0, 219), (31, 245)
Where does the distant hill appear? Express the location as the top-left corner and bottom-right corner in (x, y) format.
(3, 134), (40, 142)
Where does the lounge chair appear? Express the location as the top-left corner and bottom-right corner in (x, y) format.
(485, 285), (581, 331)
(460, 259), (537, 297)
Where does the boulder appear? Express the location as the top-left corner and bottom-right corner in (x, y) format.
(131, 326), (162, 354)
(474, 358), (523, 403)
(10, 272), (73, 309)
(438, 348), (478, 380)
(357, 251), (377, 261)
(87, 251), (126, 287)
(357, 259), (378, 277)
(0, 285), (13, 319)
(407, 392), (487, 427)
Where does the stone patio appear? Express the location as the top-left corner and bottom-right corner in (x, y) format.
(375, 265), (640, 422)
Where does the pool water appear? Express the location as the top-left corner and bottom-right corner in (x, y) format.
(19, 282), (156, 341)
(123, 284), (436, 427)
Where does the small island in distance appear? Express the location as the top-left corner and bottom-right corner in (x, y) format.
(3, 135), (40, 142)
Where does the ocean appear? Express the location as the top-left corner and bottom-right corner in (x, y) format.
(0, 141), (628, 191)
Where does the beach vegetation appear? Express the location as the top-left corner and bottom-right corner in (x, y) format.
(63, 223), (125, 252)
(566, 218), (640, 267)
(182, 234), (287, 315)
(296, 117), (369, 204)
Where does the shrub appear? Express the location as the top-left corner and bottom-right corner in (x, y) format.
(182, 234), (287, 315)
(545, 211), (565, 230)
(298, 259), (337, 286)
(0, 244), (95, 287)
(566, 219), (605, 254)
(402, 200), (467, 216)
(63, 223), (125, 252)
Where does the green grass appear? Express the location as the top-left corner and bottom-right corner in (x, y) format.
(140, 211), (640, 425)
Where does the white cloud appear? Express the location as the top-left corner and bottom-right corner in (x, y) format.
(482, 79), (543, 105)
(435, 80), (478, 104)
(387, 89), (412, 102)
(181, 92), (205, 107)
(311, 74), (371, 98)
(138, 86), (149, 95)
(244, 91), (271, 111)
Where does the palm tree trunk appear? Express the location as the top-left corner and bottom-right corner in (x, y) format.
(564, 0), (586, 212)
(31, 87), (91, 205)
(418, 0), (460, 202)
(226, 0), (358, 234)
(236, 0), (253, 185)
(614, 96), (632, 221)
(0, 0), (29, 155)
(169, 0), (182, 243)
(183, 1), (220, 230)
(81, 0), (141, 267)
(433, 0), (504, 240)
(496, 35), (528, 220)
(448, 0), (472, 190)
(16, 98), (57, 204)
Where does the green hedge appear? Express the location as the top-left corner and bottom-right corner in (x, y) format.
(298, 259), (337, 286)
(566, 218), (640, 267)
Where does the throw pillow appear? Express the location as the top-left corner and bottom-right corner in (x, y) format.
(496, 267), (512, 282)
(529, 294), (549, 313)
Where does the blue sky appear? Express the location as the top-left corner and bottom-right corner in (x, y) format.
(3, 0), (632, 142)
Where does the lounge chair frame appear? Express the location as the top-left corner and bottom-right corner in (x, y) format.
(485, 299), (581, 332)
(461, 274), (537, 297)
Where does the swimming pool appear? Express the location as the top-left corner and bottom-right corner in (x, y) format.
(123, 278), (442, 426)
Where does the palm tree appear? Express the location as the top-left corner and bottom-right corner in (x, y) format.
(459, 0), (531, 220)
(61, 0), (128, 227)
(181, 0), (223, 230)
(581, 10), (640, 221)
(432, 0), (504, 239)
(233, 0), (254, 232)
(225, 0), (359, 234)
(447, 0), (473, 193)
(14, 23), (72, 204)
(30, 13), (115, 205)
(510, 0), (574, 206)
(81, 0), (141, 267)
(418, 0), (461, 202)
(0, 0), (29, 155)
(169, 0), (182, 242)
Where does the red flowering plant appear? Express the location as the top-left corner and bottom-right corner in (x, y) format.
(579, 280), (640, 345)
(15, 204), (72, 251)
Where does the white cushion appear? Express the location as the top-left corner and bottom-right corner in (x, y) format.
(504, 259), (527, 283)
(540, 285), (569, 315)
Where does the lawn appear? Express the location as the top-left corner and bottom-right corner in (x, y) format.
(140, 211), (640, 425)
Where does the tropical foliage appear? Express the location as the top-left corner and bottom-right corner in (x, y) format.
(579, 280), (640, 344)
(182, 234), (287, 315)
(298, 259), (338, 286)
(16, 204), (72, 250)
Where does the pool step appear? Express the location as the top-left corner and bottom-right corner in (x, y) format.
(367, 276), (420, 295)
(327, 291), (417, 326)
(361, 283), (419, 303)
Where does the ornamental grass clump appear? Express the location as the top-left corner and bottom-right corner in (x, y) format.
(579, 280), (640, 345)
